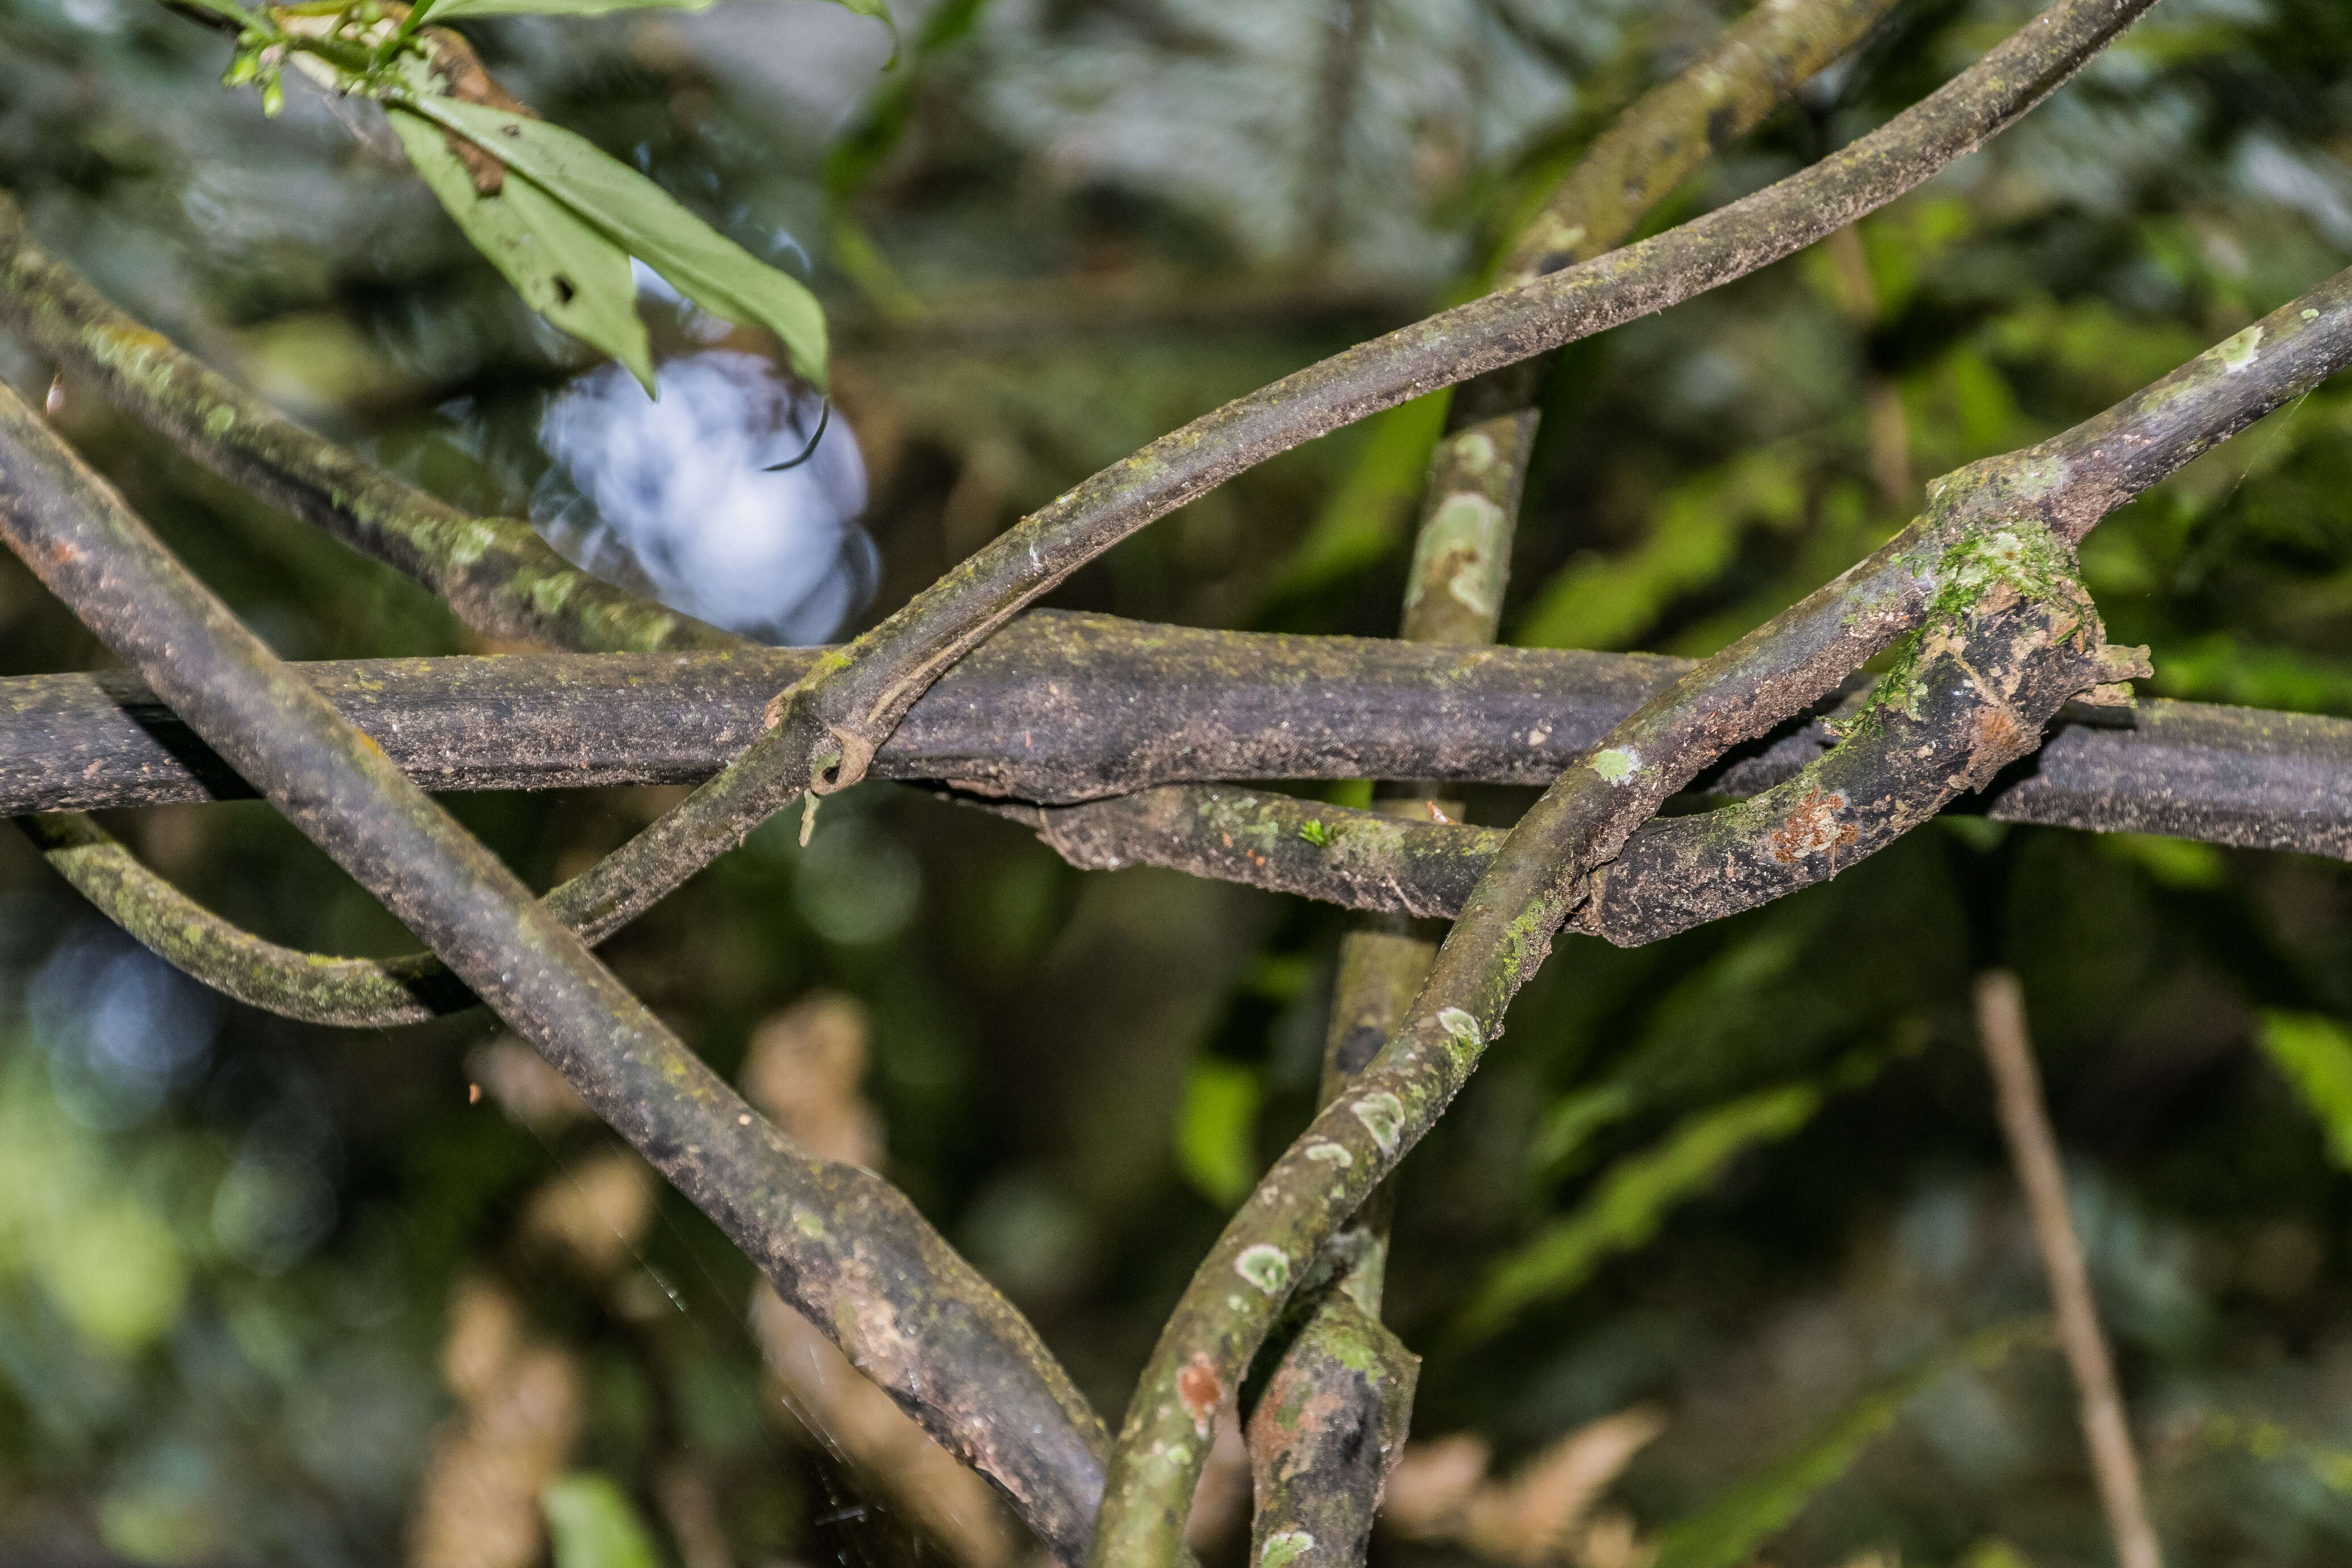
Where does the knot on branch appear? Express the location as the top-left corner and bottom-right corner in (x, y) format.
(1577, 520), (2149, 945)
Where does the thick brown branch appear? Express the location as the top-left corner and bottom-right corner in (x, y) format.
(0, 618), (1670, 813)
(4, 622), (2348, 868)
(9, 624), (2352, 1029)
(0, 189), (736, 654)
(0, 385), (1110, 1563)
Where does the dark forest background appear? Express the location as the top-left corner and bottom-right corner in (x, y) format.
(5, 0), (2352, 1562)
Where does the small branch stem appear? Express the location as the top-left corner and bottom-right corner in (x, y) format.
(1972, 970), (2164, 1568)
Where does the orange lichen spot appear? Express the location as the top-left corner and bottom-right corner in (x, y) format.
(1972, 704), (2022, 760)
(1768, 786), (1857, 866)
(1177, 1351), (1223, 1436)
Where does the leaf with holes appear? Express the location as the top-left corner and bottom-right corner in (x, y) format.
(397, 98), (829, 387)
(386, 107), (654, 394)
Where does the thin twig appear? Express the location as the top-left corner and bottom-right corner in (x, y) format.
(0, 384), (1112, 1565)
(1089, 254), (2352, 1565)
(1972, 970), (2164, 1568)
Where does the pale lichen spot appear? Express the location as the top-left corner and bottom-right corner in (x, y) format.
(2220, 323), (2263, 374)
(202, 404), (236, 439)
(1589, 747), (1641, 785)
(2304, 308), (2322, 321)
(1353, 1090), (1406, 1155)
(1525, 214), (1586, 262)
(1261, 1532), (1316, 1568)
(793, 1210), (826, 1240)
(1404, 492), (1506, 619)
(1453, 429), (1498, 474)
(1236, 1244), (1291, 1295)
(1436, 1007), (1482, 1049)
(1304, 1140), (1353, 1168)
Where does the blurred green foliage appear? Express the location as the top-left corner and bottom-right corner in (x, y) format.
(3, 0), (2352, 1562)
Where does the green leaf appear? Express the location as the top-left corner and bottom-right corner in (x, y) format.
(1653, 1321), (2044, 1568)
(1175, 1058), (1262, 1209)
(400, 95), (829, 388)
(1513, 448), (1804, 652)
(1453, 1082), (1822, 1345)
(1258, 391), (1451, 606)
(429, 0), (896, 53)
(542, 1473), (662, 1568)
(1525, 1082), (1636, 1179)
(2258, 1012), (2352, 1170)
(386, 109), (654, 393)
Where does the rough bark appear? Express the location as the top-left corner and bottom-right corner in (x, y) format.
(3, 623), (2346, 858)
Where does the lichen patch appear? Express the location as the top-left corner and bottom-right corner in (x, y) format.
(1261, 1531), (1316, 1568)
(2220, 323), (2263, 374)
(1236, 1244), (1291, 1295)
(1352, 1090), (1406, 1154)
(1589, 747), (1641, 784)
(1767, 786), (1858, 866)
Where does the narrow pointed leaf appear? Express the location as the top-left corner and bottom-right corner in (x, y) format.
(400, 95), (829, 387)
(2258, 1011), (2352, 1170)
(1453, 1082), (1823, 1344)
(387, 108), (654, 393)
(1653, 1321), (2045, 1568)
